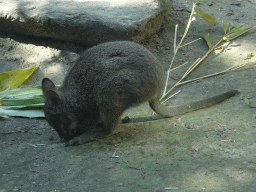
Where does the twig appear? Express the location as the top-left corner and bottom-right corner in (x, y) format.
(161, 90), (181, 104)
(178, 38), (202, 49)
(161, 36), (224, 101)
(162, 24), (179, 96)
(176, 62), (256, 86)
(162, 3), (197, 98)
(127, 164), (146, 179)
(160, 58), (200, 101)
(169, 62), (189, 72)
(112, 149), (119, 158)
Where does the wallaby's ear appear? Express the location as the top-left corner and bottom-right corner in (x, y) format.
(45, 90), (61, 105)
(42, 78), (60, 104)
(42, 78), (56, 93)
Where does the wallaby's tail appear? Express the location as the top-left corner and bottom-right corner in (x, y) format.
(150, 90), (239, 118)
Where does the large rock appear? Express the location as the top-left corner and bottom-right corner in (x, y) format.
(0, 0), (172, 46)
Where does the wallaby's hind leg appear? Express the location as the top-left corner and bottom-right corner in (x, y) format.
(100, 104), (126, 135)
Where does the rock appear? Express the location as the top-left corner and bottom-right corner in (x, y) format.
(0, 0), (172, 47)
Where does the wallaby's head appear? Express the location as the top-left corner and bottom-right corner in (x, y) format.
(42, 78), (81, 140)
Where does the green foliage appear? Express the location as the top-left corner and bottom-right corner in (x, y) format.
(223, 23), (255, 41)
(0, 86), (45, 118)
(0, 66), (37, 91)
(203, 34), (212, 49)
(194, 9), (216, 26)
(161, 1), (255, 101)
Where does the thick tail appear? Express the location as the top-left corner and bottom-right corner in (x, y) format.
(150, 90), (239, 118)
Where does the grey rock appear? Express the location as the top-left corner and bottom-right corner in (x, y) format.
(0, 0), (172, 46)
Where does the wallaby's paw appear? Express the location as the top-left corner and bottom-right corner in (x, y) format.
(65, 134), (96, 146)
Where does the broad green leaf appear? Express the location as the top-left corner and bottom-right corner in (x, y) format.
(203, 34), (212, 49)
(0, 86), (45, 118)
(0, 95), (44, 106)
(0, 86), (42, 99)
(0, 108), (45, 117)
(194, 9), (216, 26)
(0, 66), (38, 91)
(3, 103), (44, 110)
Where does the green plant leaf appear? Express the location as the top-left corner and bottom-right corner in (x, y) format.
(0, 86), (42, 99)
(194, 9), (216, 26)
(203, 34), (212, 49)
(0, 107), (45, 117)
(230, 25), (243, 33)
(0, 95), (44, 106)
(0, 66), (38, 91)
(223, 25), (254, 41)
(223, 23), (229, 34)
(0, 86), (45, 118)
(229, 23), (234, 32)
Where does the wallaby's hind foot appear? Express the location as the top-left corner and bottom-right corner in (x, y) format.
(65, 128), (106, 146)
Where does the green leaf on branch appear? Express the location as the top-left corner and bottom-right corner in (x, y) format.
(223, 24), (255, 41)
(223, 23), (229, 34)
(194, 9), (216, 26)
(203, 34), (212, 49)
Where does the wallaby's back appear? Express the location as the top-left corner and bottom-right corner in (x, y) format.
(61, 41), (165, 111)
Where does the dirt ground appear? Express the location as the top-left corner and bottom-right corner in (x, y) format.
(1, 0), (256, 191)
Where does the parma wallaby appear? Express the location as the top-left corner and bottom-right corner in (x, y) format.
(42, 41), (238, 146)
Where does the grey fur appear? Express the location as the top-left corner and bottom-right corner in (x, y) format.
(42, 41), (238, 146)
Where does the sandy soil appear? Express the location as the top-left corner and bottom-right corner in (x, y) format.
(1, 0), (256, 191)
